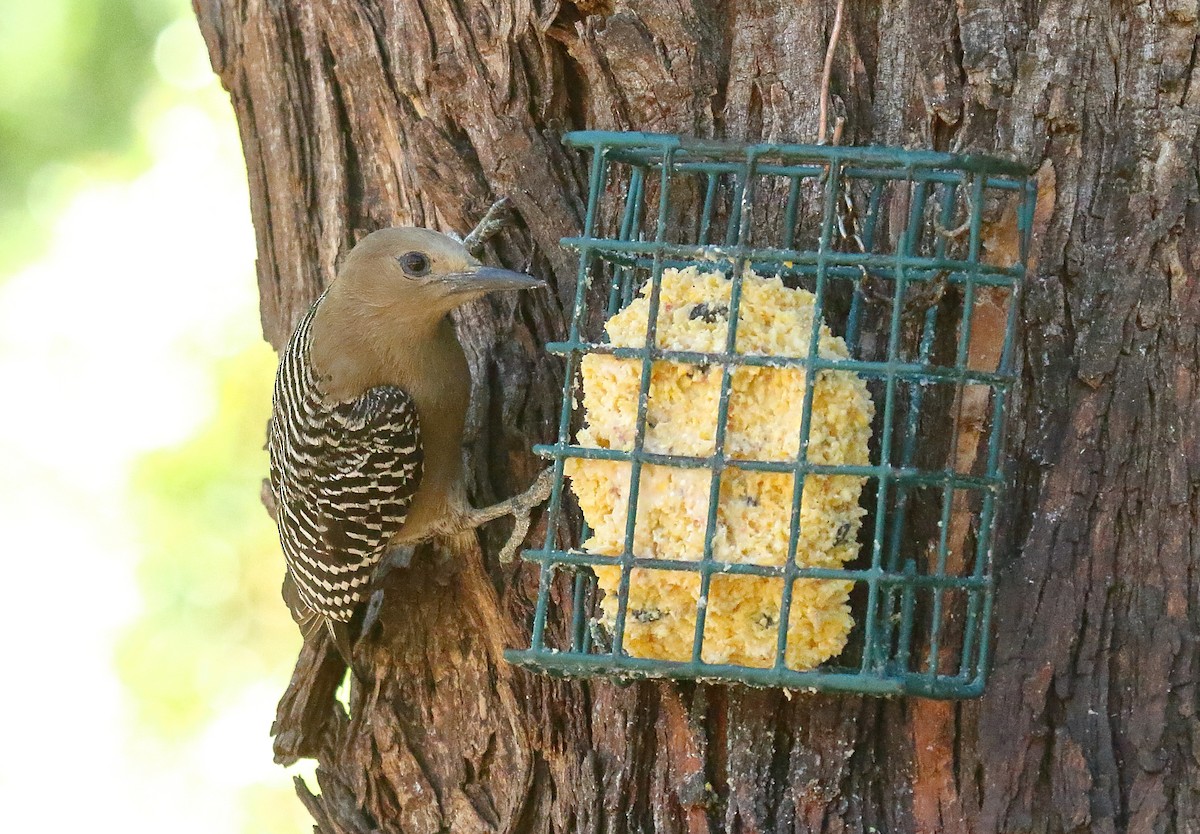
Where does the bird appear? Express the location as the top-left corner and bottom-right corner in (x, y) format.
(267, 226), (546, 661)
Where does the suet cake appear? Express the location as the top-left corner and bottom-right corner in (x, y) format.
(566, 266), (874, 670)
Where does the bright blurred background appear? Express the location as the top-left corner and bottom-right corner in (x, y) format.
(0, 1), (311, 830)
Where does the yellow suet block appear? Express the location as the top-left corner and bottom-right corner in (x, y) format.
(566, 266), (874, 670)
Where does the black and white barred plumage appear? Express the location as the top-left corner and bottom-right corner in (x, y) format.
(268, 298), (423, 626)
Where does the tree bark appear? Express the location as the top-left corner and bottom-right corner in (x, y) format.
(194, 1), (1200, 831)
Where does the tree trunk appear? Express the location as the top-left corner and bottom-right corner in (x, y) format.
(194, 1), (1200, 831)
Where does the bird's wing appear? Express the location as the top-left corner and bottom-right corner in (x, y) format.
(315, 385), (424, 555)
(272, 384), (423, 623)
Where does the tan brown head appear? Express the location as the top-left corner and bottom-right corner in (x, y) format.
(310, 225), (543, 401)
(335, 227), (543, 320)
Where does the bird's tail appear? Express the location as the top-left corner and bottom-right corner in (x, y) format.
(282, 571), (359, 667)
(281, 572), (324, 641)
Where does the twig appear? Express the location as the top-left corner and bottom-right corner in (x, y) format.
(830, 114), (846, 146)
(817, 0), (847, 145)
(934, 179), (975, 240)
(463, 196), (516, 257)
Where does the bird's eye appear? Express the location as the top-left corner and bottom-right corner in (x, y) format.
(398, 251), (430, 277)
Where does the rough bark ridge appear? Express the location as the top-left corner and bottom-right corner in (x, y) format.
(194, 1), (1200, 831)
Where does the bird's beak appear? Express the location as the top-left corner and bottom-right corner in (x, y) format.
(440, 266), (545, 295)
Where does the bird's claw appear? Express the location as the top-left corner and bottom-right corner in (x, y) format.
(430, 466), (555, 561)
(498, 467), (554, 563)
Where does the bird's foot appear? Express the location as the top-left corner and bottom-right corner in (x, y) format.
(433, 467), (555, 562)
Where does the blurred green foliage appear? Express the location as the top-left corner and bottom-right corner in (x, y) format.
(0, 0), (178, 271)
(119, 343), (297, 740)
(0, 0), (311, 828)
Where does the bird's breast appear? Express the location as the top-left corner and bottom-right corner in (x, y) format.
(381, 331), (471, 541)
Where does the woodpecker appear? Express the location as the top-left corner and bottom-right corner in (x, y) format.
(268, 226), (545, 656)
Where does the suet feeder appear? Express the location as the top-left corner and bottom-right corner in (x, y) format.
(505, 131), (1036, 698)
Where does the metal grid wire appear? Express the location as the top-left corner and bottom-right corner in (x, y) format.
(505, 130), (1037, 698)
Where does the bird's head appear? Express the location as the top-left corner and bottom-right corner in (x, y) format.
(336, 227), (543, 319)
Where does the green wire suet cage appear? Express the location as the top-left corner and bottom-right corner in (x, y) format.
(505, 131), (1036, 698)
